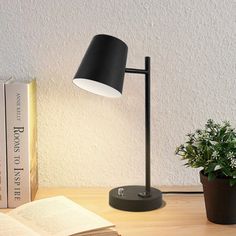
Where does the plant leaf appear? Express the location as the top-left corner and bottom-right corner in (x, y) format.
(208, 172), (216, 181)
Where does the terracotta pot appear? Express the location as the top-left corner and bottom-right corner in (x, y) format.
(200, 171), (236, 224)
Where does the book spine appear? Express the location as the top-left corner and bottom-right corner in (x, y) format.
(6, 80), (38, 208)
(0, 82), (7, 208)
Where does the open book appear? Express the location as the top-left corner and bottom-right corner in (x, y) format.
(0, 196), (120, 236)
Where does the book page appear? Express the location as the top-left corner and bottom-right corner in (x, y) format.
(73, 228), (119, 236)
(0, 212), (39, 236)
(9, 196), (114, 236)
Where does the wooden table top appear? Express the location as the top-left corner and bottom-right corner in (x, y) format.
(1, 186), (236, 236)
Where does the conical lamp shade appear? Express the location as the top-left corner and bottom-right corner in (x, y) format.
(73, 34), (128, 98)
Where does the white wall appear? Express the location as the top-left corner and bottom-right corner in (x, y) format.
(0, 0), (235, 187)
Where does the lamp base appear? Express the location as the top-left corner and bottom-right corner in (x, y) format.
(109, 185), (163, 212)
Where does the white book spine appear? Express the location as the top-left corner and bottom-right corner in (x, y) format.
(6, 80), (38, 208)
(0, 82), (7, 208)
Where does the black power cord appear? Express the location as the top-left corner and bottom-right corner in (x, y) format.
(162, 191), (203, 194)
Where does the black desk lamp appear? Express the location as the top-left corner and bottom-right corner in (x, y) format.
(73, 34), (163, 211)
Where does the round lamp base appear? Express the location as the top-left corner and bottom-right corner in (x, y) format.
(109, 185), (163, 212)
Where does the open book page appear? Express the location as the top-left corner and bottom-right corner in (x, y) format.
(8, 196), (114, 236)
(0, 212), (39, 236)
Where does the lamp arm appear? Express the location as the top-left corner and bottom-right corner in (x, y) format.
(125, 57), (151, 196)
(125, 68), (148, 74)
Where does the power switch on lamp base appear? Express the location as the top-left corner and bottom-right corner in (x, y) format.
(109, 185), (163, 212)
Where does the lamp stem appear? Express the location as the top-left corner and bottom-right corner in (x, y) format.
(145, 56), (151, 194)
(125, 56), (151, 196)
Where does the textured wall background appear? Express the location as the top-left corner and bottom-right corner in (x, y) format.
(0, 0), (235, 187)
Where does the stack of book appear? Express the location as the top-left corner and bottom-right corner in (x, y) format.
(0, 77), (38, 209)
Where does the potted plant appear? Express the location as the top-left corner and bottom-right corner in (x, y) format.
(175, 119), (236, 224)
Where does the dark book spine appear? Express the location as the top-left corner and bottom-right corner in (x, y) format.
(0, 81), (8, 208)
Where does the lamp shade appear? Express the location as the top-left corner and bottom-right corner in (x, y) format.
(73, 34), (128, 98)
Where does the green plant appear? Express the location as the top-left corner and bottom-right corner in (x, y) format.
(175, 119), (236, 186)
